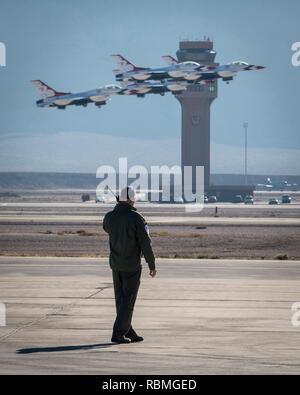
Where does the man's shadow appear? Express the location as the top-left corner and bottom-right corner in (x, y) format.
(17, 343), (115, 354)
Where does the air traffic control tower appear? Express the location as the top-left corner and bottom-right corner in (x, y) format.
(175, 40), (219, 189)
(173, 40), (255, 201)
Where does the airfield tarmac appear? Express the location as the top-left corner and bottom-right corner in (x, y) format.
(0, 191), (300, 374)
(1, 256), (300, 374)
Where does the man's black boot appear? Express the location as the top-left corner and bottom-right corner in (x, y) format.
(111, 336), (131, 344)
(126, 329), (144, 343)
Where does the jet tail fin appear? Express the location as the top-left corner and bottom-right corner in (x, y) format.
(162, 55), (178, 66)
(111, 54), (147, 73)
(31, 80), (70, 98)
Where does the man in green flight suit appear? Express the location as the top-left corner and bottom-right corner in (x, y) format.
(103, 186), (156, 344)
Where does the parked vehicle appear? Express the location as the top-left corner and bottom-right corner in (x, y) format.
(282, 194), (292, 204)
(233, 194), (243, 203)
(174, 197), (184, 204)
(81, 193), (90, 202)
(95, 194), (105, 203)
(208, 195), (217, 203)
(244, 195), (254, 204)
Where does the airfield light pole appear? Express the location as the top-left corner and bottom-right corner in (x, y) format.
(243, 122), (248, 185)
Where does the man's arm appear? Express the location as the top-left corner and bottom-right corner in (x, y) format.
(135, 215), (156, 274)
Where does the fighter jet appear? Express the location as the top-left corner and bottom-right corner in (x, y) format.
(111, 54), (215, 82)
(31, 80), (121, 109)
(162, 56), (265, 83)
(190, 60), (265, 84)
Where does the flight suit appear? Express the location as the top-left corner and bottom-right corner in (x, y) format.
(103, 202), (155, 339)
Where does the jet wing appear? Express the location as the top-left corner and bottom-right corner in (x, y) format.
(125, 70), (169, 82)
(145, 71), (170, 80)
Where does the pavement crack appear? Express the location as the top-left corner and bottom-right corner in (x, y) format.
(0, 285), (112, 343)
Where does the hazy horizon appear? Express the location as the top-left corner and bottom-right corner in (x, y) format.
(0, 130), (299, 175)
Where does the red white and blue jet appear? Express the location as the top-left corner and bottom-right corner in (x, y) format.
(111, 54), (215, 82)
(113, 54), (264, 84)
(161, 55), (265, 83)
(31, 80), (121, 109)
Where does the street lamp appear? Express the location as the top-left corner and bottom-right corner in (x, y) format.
(243, 122), (248, 185)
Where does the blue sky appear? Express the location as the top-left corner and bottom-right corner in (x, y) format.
(0, 0), (299, 173)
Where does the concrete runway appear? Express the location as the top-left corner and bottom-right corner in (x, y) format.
(1, 214), (299, 226)
(2, 201), (300, 209)
(1, 256), (300, 374)
(1, 201), (299, 227)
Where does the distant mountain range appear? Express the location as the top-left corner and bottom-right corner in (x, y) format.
(1, 172), (299, 190)
(1, 131), (300, 176)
